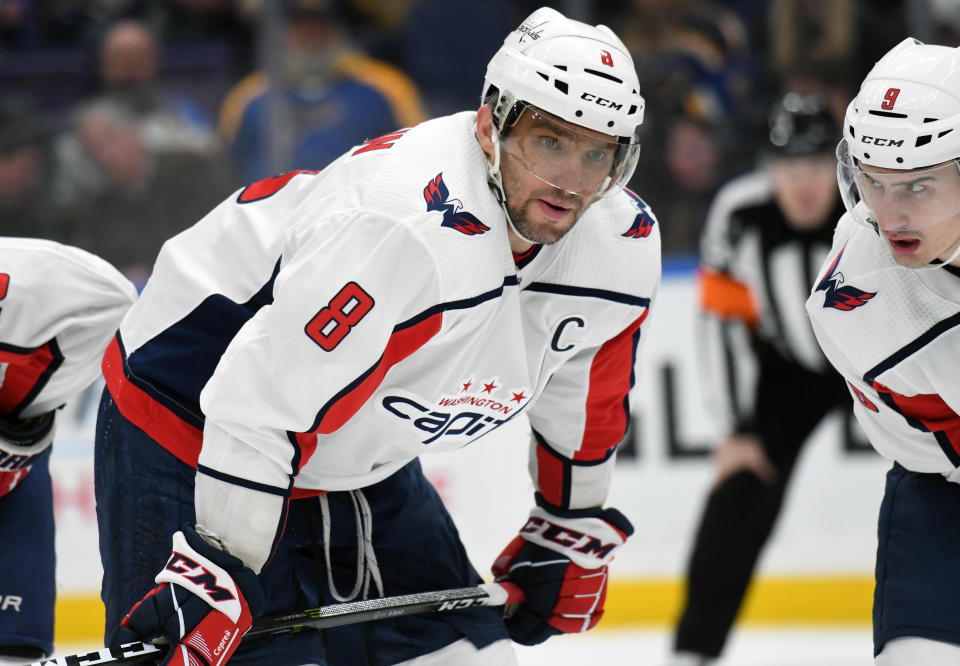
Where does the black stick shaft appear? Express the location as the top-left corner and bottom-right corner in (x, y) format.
(29, 582), (523, 666)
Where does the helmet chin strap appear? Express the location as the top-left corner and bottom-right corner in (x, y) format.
(487, 128), (539, 247)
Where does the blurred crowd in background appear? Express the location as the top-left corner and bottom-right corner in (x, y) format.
(1, 0), (957, 283)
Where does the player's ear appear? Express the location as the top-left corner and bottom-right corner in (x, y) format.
(476, 105), (496, 162)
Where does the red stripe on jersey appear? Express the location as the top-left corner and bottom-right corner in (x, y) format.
(237, 170), (318, 203)
(873, 381), (960, 457)
(291, 487), (328, 499)
(293, 431), (318, 473)
(102, 336), (203, 466)
(578, 310), (649, 461)
(351, 129), (409, 156)
(314, 312), (443, 434)
(536, 442), (567, 507)
(0, 273), (8, 299)
(0, 340), (60, 415)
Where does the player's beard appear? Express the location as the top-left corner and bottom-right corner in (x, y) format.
(502, 175), (588, 245)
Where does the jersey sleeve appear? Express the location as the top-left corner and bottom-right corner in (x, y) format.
(0, 239), (137, 418)
(525, 306), (651, 511)
(195, 214), (441, 571)
(696, 192), (761, 437)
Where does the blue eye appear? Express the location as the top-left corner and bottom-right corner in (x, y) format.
(539, 136), (559, 149)
(586, 149), (609, 162)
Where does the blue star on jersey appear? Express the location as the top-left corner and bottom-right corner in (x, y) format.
(815, 245), (877, 311)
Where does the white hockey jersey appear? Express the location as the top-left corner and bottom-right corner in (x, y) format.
(806, 213), (960, 476)
(105, 112), (660, 569)
(0, 238), (136, 418)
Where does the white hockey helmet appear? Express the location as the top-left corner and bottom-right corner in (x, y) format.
(842, 38), (960, 169)
(838, 38), (960, 231)
(481, 7), (645, 199)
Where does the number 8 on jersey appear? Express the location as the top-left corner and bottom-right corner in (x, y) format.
(304, 282), (375, 351)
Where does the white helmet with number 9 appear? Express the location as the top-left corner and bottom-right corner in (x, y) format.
(481, 7), (645, 202)
(838, 38), (960, 234)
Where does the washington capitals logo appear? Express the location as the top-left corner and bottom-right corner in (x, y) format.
(623, 190), (656, 239)
(815, 245), (877, 311)
(424, 173), (490, 236)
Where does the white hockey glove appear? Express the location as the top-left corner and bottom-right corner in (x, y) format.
(0, 411), (54, 498)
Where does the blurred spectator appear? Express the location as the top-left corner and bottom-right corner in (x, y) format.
(915, 0), (960, 43)
(764, 0), (908, 129)
(347, 0), (419, 36)
(150, 0), (258, 80)
(605, 0), (757, 254)
(91, 18), (217, 154)
(391, 0), (512, 116)
(0, 1), (147, 51)
(0, 0), (29, 50)
(606, 0), (755, 118)
(636, 107), (730, 254)
(50, 98), (233, 283)
(764, 0), (860, 123)
(219, 0), (426, 184)
(767, 0), (858, 85)
(0, 93), (60, 240)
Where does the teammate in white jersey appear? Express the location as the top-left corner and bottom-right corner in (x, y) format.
(96, 7), (660, 665)
(0, 238), (135, 664)
(807, 39), (960, 665)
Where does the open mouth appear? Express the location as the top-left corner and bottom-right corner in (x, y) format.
(885, 235), (921, 254)
(537, 199), (574, 220)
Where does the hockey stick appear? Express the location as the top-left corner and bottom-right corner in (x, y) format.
(29, 581), (524, 666)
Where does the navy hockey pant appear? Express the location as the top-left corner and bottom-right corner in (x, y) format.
(0, 447), (54, 658)
(874, 463), (960, 655)
(94, 389), (508, 665)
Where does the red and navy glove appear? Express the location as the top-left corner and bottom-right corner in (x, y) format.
(0, 411), (55, 498)
(118, 524), (265, 666)
(492, 495), (633, 645)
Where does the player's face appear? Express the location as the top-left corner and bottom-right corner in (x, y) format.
(858, 162), (960, 268)
(498, 108), (618, 245)
(770, 154), (837, 230)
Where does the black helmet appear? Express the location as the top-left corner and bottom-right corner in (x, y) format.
(767, 92), (838, 157)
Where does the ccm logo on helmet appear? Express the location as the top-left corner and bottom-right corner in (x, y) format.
(860, 135), (904, 147)
(581, 92), (623, 110)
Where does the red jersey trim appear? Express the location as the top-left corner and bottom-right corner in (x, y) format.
(873, 380), (960, 464)
(578, 310), (648, 461)
(102, 335), (203, 467)
(0, 339), (63, 417)
(312, 311), (444, 434)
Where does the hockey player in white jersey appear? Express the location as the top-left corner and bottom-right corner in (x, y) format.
(0, 238), (136, 664)
(96, 7), (659, 665)
(807, 39), (960, 665)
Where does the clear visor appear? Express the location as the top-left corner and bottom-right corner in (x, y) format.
(499, 106), (641, 199)
(837, 138), (960, 231)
